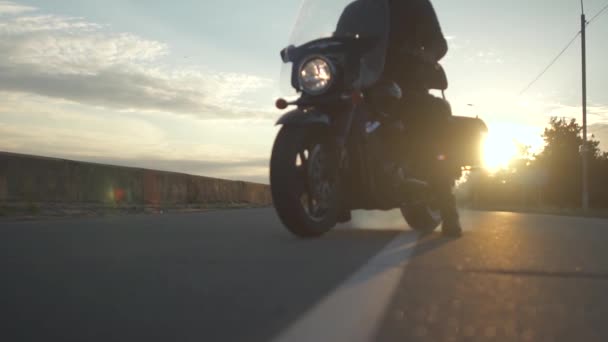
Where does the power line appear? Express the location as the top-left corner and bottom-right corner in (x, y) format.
(518, 1), (608, 95)
(588, 2), (608, 24)
(519, 30), (581, 95)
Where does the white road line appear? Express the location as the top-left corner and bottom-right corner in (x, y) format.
(271, 230), (421, 342)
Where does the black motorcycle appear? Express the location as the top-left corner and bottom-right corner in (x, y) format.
(270, 0), (487, 237)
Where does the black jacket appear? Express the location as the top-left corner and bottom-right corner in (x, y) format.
(386, 0), (448, 84)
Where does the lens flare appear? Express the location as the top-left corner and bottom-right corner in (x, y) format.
(483, 131), (519, 172)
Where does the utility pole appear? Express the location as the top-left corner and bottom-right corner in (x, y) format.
(581, 1), (590, 211)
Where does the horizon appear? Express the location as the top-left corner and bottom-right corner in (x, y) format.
(1, 0), (608, 183)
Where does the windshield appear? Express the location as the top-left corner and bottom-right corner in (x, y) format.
(288, 0), (360, 47)
(280, 0), (389, 94)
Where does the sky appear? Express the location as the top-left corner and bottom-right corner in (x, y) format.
(1, 0), (608, 183)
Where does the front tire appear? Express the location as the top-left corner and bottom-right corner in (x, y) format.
(270, 125), (339, 238)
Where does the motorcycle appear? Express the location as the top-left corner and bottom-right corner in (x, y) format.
(270, 0), (487, 238)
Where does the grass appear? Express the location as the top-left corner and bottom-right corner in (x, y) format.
(0, 201), (271, 221)
(26, 201), (40, 215)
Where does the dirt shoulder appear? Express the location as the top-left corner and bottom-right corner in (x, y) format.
(466, 205), (608, 219)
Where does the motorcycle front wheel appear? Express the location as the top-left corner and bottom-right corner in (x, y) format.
(270, 125), (340, 238)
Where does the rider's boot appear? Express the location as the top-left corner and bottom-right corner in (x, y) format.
(437, 185), (462, 237)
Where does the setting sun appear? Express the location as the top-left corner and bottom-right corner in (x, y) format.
(482, 122), (544, 172)
(483, 132), (518, 171)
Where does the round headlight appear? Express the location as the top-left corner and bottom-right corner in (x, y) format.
(298, 57), (334, 95)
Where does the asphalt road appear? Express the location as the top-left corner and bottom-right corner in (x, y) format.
(1, 209), (608, 341)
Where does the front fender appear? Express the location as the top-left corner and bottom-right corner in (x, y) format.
(276, 109), (331, 126)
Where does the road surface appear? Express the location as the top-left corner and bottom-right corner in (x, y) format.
(1, 209), (608, 341)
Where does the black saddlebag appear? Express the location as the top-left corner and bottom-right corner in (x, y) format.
(446, 116), (488, 168)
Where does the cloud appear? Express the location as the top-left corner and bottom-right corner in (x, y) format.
(0, 3), (274, 119)
(0, 92), (273, 183)
(0, 1), (35, 15)
(0, 3), (275, 182)
(0, 92), (264, 160)
(590, 123), (608, 152)
(0, 66), (217, 115)
(0, 109), (167, 158)
(0, 14), (100, 33)
(466, 50), (503, 64)
(0, 117), (271, 183)
(547, 104), (608, 123)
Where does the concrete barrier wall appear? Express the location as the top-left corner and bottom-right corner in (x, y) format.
(0, 152), (271, 207)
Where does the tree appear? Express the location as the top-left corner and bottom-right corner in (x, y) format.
(589, 150), (608, 208)
(533, 117), (603, 208)
(456, 117), (608, 209)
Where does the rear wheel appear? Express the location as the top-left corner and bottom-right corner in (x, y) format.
(401, 202), (442, 234)
(270, 125), (339, 238)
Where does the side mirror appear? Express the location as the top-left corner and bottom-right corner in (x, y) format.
(280, 45), (296, 63)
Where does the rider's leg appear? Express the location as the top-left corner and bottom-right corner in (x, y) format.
(432, 173), (462, 237)
(409, 93), (463, 236)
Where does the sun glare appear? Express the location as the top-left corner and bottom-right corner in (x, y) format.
(482, 122), (544, 172)
(483, 132), (518, 172)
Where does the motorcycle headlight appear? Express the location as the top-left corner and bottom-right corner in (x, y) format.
(298, 57), (335, 95)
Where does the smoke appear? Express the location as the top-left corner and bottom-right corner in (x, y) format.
(346, 210), (407, 230)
